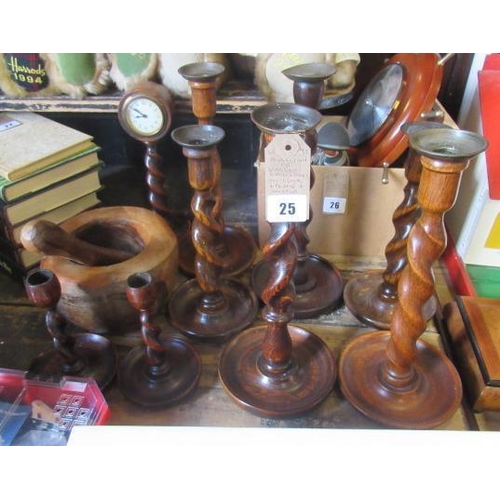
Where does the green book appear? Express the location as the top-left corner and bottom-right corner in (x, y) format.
(0, 166), (102, 226)
(0, 144), (101, 202)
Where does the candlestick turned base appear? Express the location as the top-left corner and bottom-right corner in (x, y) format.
(25, 268), (117, 389)
(339, 331), (462, 428)
(343, 271), (436, 330)
(219, 324), (336, 418)
(118, 338), (201, 408)
(168, 278), (259, 343)
(119, 272), (201, 407)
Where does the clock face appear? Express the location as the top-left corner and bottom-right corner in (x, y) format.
(124, 97), (164, 137)
(347, 63), (404, 147)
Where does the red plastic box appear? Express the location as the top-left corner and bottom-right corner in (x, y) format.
(0, 368), (110, 446)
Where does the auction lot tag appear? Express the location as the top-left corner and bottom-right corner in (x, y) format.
(264, 134), (311, 223)
(322, 168), (349, 214)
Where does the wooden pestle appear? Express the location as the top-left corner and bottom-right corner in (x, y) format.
(21, 219), (135, 266)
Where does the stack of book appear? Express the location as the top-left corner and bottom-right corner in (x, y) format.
(0, 112), (104, 281)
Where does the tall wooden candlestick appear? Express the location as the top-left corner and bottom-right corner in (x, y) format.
(118, 272), (201, 407)
(219, 104), (336, 417)
(343, 121), (450, 329)
(252, 64), (344, 318)
(177, 62), (257, 277)
(339, 128), (488, 428)
(169, 124), (258, 342)
(24, 268), (117, 389)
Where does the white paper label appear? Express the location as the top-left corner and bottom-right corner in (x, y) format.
(264, 134), (311, 223)
(323, 196), (347, 214)
(322, 168), (349, 215)
(266, 194), (309, 222)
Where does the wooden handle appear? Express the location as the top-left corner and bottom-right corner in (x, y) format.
(21, 219), (135, 266)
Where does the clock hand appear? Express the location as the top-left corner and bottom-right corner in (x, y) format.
(132, 107), (148, 118)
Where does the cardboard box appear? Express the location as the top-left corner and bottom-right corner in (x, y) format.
(257, 162), (407, 257)
(256, 106), (457, 258)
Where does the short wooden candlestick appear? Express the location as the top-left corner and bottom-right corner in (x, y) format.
(169, 124), (258, 342)
(339, 128), (488, 428)
(24, 268), (117, 389)
(219, 222), (336, 417)
(118, 272), (201, 407)
(343, 121), (450, 329)
(177, 62), (257, 278)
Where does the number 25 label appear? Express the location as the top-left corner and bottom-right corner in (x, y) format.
(266, 195), (308, 222)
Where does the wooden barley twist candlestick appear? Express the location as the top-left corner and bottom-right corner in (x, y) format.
(219, 105), (336, 417)
(177, 62), (257, 277)
(169, 124), (258, 342)
(24, 268), (117, 388)
(251, 101), (343, 318)
(343, 121), (450, 329)
(285, 63), (342, 305)
(118, 272), (201, 407)
(339, 128), (488, 429)
(287, 64), (344, 317)
(263, 64), (344, 318)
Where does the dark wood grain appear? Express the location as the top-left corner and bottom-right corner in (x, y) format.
(0, 253), (471, 430)
(169, 125), (258, 342)
(339, 127), (487, 429)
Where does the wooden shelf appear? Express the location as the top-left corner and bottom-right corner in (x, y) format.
(0, 83), (267, 114)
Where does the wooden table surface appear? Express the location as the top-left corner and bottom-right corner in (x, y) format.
(0, 253), (487, 432)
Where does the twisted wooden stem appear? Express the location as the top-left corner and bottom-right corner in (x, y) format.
(259, 222), (297, 375)
(126, 273), (167, 374)
(379, 149), (422, 301)
(144, 141), (170, 221)
(139, 311), (166, 372)
(383, 156), (468, 389)
(285, 64), (330, 284)
(185, 146), (225, 295)
(183, 66), (230, 261)
(25, 269), (83, 373)
(208, 148), (228, 259)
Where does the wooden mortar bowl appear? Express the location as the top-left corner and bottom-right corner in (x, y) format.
(40, 206), (178, 334)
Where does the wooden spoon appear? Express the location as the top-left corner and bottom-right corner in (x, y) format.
(21, 219), (135, 266)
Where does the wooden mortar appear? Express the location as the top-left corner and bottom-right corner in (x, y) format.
(34, 206), (178, 334)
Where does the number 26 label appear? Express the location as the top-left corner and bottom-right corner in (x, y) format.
(266, 195), (308, 222)
(323, 196), (347, 214)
